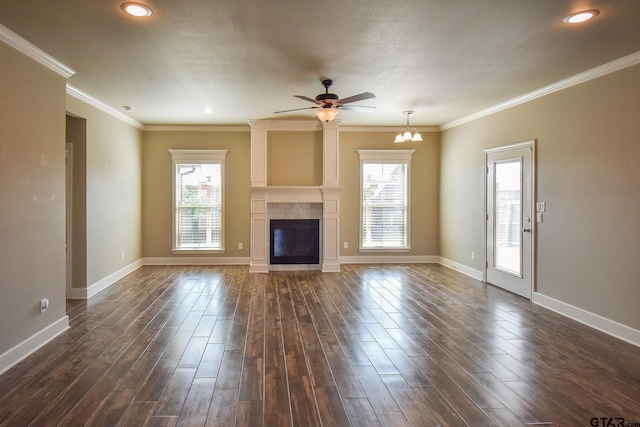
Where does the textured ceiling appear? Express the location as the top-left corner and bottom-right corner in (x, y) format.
(1, 0), (639, 126)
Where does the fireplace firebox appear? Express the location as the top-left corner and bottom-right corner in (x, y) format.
(270, 219), (320, 265)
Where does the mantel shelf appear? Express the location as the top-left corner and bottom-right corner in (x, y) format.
(248, 186), (342, 204)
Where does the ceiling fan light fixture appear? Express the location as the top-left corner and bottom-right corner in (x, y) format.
(562, 10), (599, 24)
(121, 2), (153, 17)
(315, 107), (339, 122)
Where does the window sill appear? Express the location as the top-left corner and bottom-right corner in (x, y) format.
(359, 247), (411, 253)
(172, 248), (225, 255)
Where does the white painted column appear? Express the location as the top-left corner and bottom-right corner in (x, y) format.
(249, 120), (269, 272)
(322, 120), (340, 187)
(322, 120), (341, 272)
(249, 120), (269, 187)
(249, 188), (269, 273)
(321, 187), (341, 272)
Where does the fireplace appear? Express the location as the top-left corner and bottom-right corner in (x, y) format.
(248, 119), (341, 273)
(270, 219), (320, 265)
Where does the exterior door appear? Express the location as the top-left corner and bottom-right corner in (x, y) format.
(485, 141), (534, 299)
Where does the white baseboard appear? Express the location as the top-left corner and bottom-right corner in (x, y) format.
(437, 257), (484, 281)
(321, 262), (341, 273)
(533, 292), (640, 348)
(67, 259), (144, 300)
(0, 315), (69, 376)
(66, 285), (87, 300)
(142, 256), (251, 266)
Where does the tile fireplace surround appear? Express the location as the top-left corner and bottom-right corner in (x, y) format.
(248, 120), (341, 273)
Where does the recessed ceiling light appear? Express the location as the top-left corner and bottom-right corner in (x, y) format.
(204, 108), (214, 114)
(563, 10), (599, 24)
(120, 2), (153, 17)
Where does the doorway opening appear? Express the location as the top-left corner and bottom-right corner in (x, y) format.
(65, 114), (87, 299)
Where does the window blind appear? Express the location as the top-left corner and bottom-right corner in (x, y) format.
(176, 163), (222, 249)
(362, 162), (408, 248)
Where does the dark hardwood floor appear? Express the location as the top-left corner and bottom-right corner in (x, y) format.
(1, 264), (639, 426)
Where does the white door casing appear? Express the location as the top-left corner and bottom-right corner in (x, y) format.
(65, 143), (73, 297)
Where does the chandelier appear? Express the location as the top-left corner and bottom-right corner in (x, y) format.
(394, 110), (423, 143)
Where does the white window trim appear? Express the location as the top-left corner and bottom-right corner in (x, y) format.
(358, 149), (414, 252)
(169, 149), (228, 254)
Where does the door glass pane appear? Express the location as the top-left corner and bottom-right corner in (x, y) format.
(494, 160), (521, 275)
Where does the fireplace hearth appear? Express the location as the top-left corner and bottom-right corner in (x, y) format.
(270, 219), (320, 265)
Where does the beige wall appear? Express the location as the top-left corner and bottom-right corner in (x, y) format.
(66, 96), (143, 287)
(0, 43), (67, 354)
(339, 131), (440, 257)
(440, 64), (640, 329)
(141, 128), (440, 260)
(267, 131), (323, 186)
(142, 131), (251, 258)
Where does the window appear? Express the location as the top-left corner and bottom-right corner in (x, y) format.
(169, 149), (227, 252)
(358, 150), (414, 250)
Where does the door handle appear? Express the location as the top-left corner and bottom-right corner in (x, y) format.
(522, 227), (531, 233)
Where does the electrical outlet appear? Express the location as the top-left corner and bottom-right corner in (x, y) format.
(40, 298), (49, 314)
(471, 251), (475, 260)
(343, 242), (348, 249)
(238, 242), (243, 250)
(121, 251), (124, 260)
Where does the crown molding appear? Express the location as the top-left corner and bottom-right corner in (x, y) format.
(145, 124), (439, 133)
(0, 24), (75, 78)
(249, 119), (324, 131)
(144, 125), (250, 132)
(340, 126), (440, 133)
(442, 50), (640, 130)
(66, 84), (144, 129)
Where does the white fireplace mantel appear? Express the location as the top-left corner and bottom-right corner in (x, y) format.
(248, 120), (342, 273)
(249, 186), (341, 203)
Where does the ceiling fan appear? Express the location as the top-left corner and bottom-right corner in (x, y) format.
(274, 79), (375, 122)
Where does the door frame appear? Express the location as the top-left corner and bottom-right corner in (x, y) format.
(483, 140), (536, 298)
(65, 142), (73, 297)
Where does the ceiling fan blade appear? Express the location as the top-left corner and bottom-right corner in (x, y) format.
(339, 105), (375, 112)
(337, 92), (375, 104)
(274, 106), (318, 114)
(294, 95), (321, 104)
